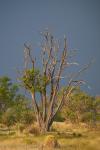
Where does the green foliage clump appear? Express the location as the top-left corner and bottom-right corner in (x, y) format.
(21, 69), (50, 92)
(0, 76), (18, 112)
(65, 110), (77, 123)
(55, 87), (100, 125)
(0, 76), (35, 127)
(54, 111), (65, 122)
(2, 108), (16, 127)
(21, 110), (35, 125)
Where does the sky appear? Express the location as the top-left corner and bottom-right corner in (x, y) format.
(0, 0), (100, 96)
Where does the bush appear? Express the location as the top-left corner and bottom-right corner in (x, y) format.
(18, 123), (26, 133)
(29, 125), (40, 135)
(54, 111), (65, 122)
(66, 111), (77, 123)
(2, 108), (16, 127)
(23, 125), (40, 135)
(81, 112), (94, 123)
(21, 110), (35, 125)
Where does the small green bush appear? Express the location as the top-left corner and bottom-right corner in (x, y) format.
(2, 109), (16, 127)
(21, 111), (35, 125)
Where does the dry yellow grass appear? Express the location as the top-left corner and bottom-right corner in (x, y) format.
(0, 122), (100, 150)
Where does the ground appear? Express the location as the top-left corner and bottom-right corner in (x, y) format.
(0, 122), (100, 150)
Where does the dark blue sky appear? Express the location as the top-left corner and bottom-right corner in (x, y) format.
(0, 0), (100, 96)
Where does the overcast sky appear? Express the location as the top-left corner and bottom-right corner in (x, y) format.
(0, 0), (100, 96)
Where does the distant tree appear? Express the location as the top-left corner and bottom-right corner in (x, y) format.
(0, 76), (34, 126)
(20, 30), (90, 133)
(0, 76), (18, 113)
(1, 94), (35, 127)
(13, 95), (35, 124)
(60, 87), (99, 126)
(92, 96), (100, 123)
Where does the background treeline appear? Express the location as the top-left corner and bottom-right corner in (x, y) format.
(0, 76), (100, 128)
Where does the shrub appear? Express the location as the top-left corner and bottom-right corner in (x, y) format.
(29, 125), (40, 135)
(18, 124), (26, 133)
(24, 125), (40, 135)
(81, 112), (94, 125)
(54, 111), (65, 122)
(2, 108), (16, 127)
(21, 110), (35, 125)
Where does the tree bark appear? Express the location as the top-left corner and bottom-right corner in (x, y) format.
(37, 120), (52, 134)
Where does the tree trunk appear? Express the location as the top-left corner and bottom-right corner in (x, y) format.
(37, 119), (53, 134)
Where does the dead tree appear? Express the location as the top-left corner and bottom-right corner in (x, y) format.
(21, 30), (89, 133)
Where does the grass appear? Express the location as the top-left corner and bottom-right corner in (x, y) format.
(0, 122), (100, 150)
(59, 131), (100, 150)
